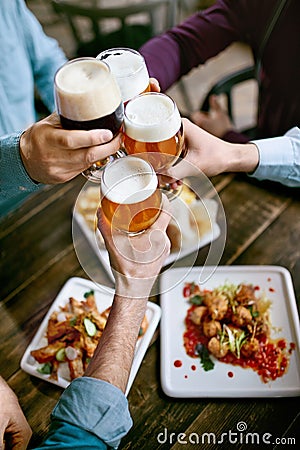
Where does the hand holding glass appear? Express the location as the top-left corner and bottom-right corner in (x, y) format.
(54, 57), (124, 182)
(123, 92), (186, 198)
(100, 156), (162, 235)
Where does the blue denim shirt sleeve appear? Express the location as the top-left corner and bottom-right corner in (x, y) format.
(34, 378), (133, 450)
(250, 127), (300, 187)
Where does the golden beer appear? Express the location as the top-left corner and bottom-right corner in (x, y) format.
(123, 92), (185, 171)
(97, 48), (150, 103)
(101, 156), (162, 234)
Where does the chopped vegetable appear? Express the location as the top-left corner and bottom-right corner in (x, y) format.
(83, 317), (97, 337)
(65, 346), (78, 361)
(37, 362), (52, 375)
(189, 294), (204, 305)
(55, 348), (66, 362)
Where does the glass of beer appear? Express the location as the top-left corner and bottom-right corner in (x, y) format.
(54, 57), (124, 182)
(122, 92), (186, 198)
(100, 156), (162, 235)
(97, 47), (150, 104)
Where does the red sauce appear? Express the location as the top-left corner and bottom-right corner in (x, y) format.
(184, 375), (188, 379)
(182, 287), (295, 384)
(228, 371), (234, 378)
(269, 287), (275, 292)
(174, 359), (182, 368)
(267, 277), (272, 282)
(254, 285), (260, 291)
(191, 365), (197, 371)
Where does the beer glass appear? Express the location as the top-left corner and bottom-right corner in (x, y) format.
(100, 156), (162, 235)
(54, 57), (124, 182)
(97, 47), (150, 104)
(123, 92), (186, 198)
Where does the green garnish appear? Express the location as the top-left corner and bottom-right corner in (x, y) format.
(190, 295), (204, 305)
(249, 305), (259, 318)
(37, 362), (52, 375)
(56, 348), (66, 362)
(196, 343), (215, 371)
(84, 290), (94, 298)
(69, 317), (77, 326)
(83, 317), (97, 337)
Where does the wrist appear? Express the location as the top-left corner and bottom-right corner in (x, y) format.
(225, 142), (259, 173)
(115, 275), (155, 300)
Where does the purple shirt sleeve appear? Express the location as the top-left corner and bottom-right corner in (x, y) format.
(140, 0), (243, 91)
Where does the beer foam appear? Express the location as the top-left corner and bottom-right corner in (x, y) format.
(101, 157), (157, 204)
(124, 93), (181, 142)
(98, 49), (149, 102)
(55, 58), (121, 121)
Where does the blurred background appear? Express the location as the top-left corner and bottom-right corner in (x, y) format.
(26, 0), (257, 132)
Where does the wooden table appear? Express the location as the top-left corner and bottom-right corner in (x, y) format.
(1, 173), (299, 449)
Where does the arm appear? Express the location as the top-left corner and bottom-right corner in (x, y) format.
(140, 0), (242, 91)
(34, 198), (171, 449)
(18, 0), (67, 113)
(166, 120), (300, 187)
(0, 376), (32, 450)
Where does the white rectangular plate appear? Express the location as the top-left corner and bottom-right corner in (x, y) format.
(160, 266), (300, 398)
(21, 277), (161, 396)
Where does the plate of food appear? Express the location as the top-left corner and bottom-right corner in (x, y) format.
(73, 181), (221, 281)
(160, 266), (300, 397)
(21, 277), (161, 396)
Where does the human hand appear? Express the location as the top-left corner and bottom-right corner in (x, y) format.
(20, 112), (121, 184)
(0, 376), (32, 450)
(191, 94), (233, 138)
(164, 118), (259, 183)
(97, 195), (171, 298)
(149, 77), (160, 92)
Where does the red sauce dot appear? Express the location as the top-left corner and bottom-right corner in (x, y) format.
(191, 365), (197, 371)
(254, 285), (260, 291)
(184, 375), (188, 379)
(174, 360), (182, 368)
(269, 287), (275, 292)
(267, 277), (272, 282)
(228, 371), (234, 378)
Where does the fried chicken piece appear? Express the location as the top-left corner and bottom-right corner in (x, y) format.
(203, 319), (221, 338)
(240, 338), (260, 358)
(204, 293), (228, 320)
(235, 284), (256, 305)
(232, 305), (252, 327)
(190, 306), (207, 325)
(30, 341), (65, 363)
(207, 337), (229, 358)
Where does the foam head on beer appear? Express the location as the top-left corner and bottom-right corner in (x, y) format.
(54, 57), (122, 123)
(97, 48), (150, 103)
(101, 156), (162, 234)
(124, 93), (181, 142)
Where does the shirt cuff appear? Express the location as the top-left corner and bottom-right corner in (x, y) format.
(249, 135), (294, 184)
(51, 377), (133, 449)
(0, 131), (41, 194)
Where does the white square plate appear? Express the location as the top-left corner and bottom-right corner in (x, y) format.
(160, 266), (300, 397)
(21, 277), (161, 396)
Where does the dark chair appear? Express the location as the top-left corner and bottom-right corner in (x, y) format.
(200, 65), (258, 139)
(51, 0), (177, 58)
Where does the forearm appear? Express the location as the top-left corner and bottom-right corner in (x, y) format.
(84, 295), (148, 393)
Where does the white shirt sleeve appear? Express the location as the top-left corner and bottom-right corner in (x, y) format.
(249, 127), (300, 187)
